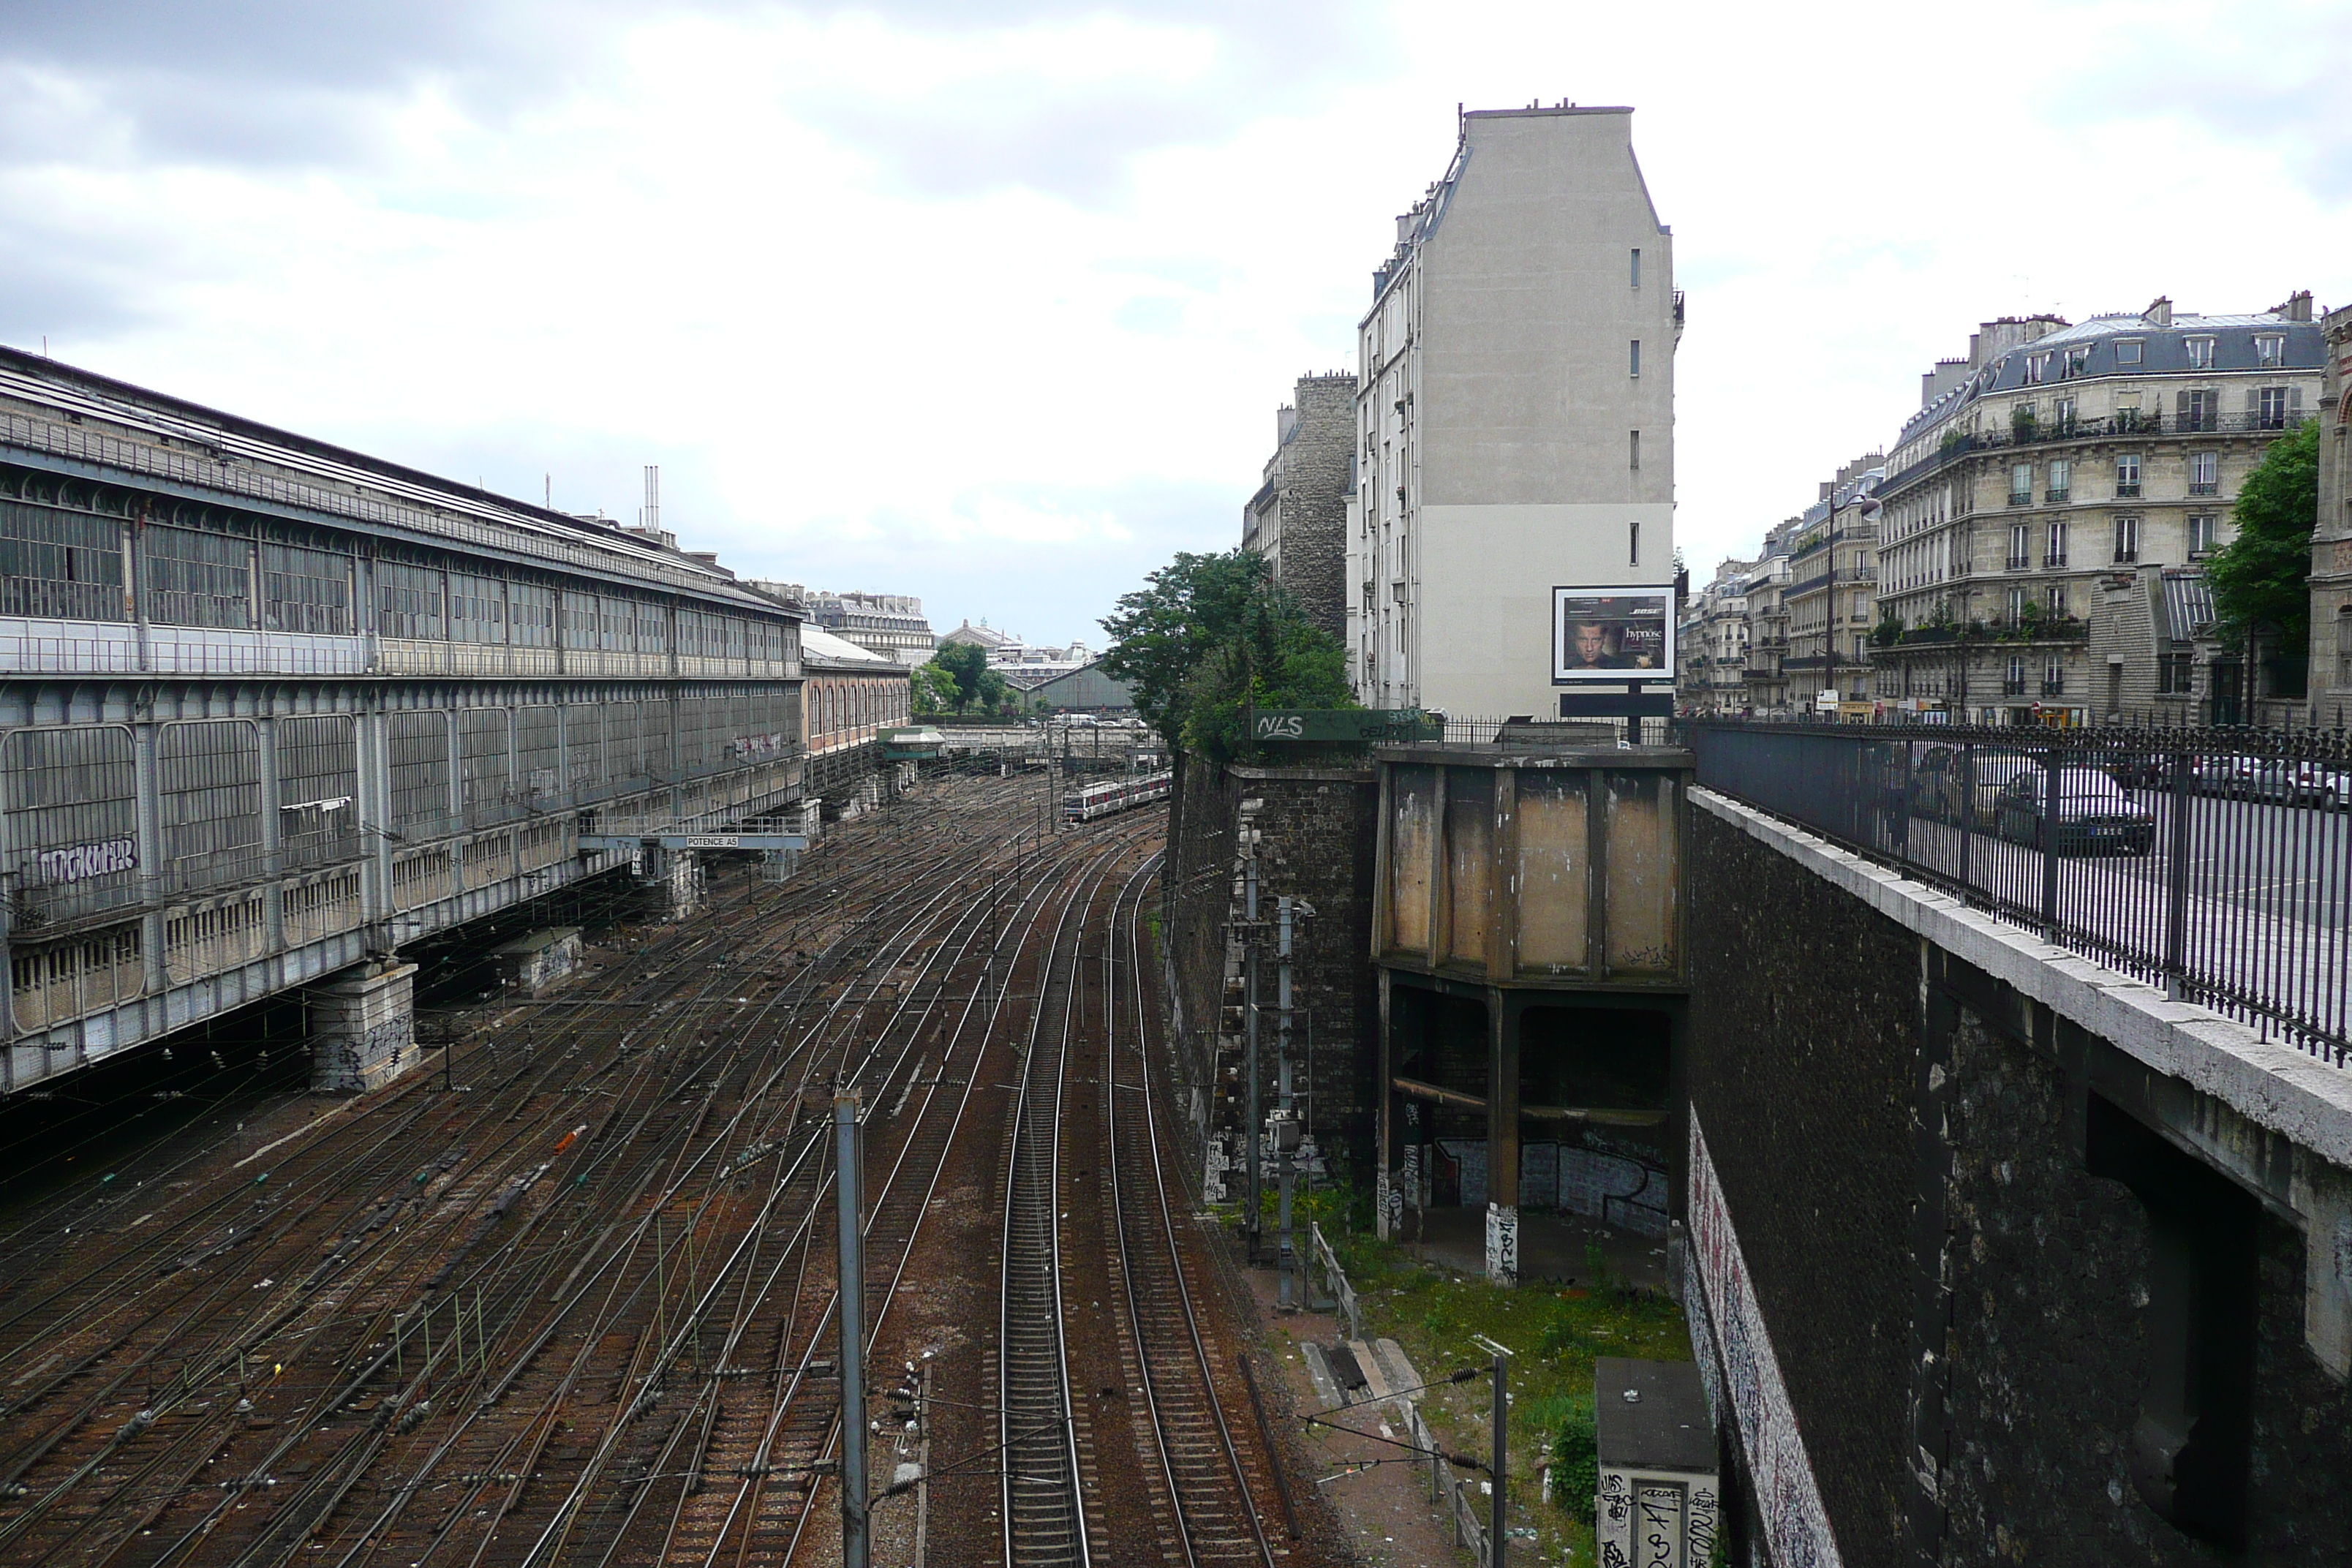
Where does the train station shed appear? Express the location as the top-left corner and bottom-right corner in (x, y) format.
(1013, 659), (1135, 715)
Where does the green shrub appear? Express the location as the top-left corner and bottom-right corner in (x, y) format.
(1546, 1393), (1599, 1523)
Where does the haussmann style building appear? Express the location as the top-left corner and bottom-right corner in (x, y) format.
(1870, 295), (2324, 724)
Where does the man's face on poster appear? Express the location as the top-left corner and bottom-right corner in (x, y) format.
(1572, 622), (1609, 665)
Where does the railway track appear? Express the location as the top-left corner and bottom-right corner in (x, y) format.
(1104, 861), (1281, 1567)
(0, 774), (1072, 1568)
(994, 844), (1121, 1567)
(0, 769), (1324, 1568)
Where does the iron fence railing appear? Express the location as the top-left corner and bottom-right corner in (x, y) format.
(1433, 714), (1678, 747)
(1687, 720), (2352, 1064)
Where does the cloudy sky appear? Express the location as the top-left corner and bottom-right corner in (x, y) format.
(5, 1), (2349, 647)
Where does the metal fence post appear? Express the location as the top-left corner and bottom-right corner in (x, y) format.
(1956, 743), (1973, 895)
(2163, 749), (2193, 1000)
(2039, 752), (2061, 939)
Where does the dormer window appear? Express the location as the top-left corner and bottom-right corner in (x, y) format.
(2116, 339), (2144, 365)
(2255, 334), (2285, 368)
(2062, 346), (2089, 378)
(2185, 336), (2215, 369)
(2024, 352), (2050, 385)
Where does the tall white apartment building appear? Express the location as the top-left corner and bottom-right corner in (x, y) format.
(1346, 105), (1680, 717)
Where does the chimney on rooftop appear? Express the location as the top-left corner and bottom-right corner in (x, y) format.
(2144, 295), (2174, 328)
(2272, 290), (2314, 323)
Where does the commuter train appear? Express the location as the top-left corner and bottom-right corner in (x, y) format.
(1062, 770), (1173, 823)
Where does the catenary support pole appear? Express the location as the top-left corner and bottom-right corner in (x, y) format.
(1244, 851), (1262, 1264)
(1471, 1335), (1512, 1568)
(1276, 894), (1296, 1310)
(835, 1089), (870, 1568)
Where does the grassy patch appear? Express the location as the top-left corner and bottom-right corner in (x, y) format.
(1327, 1228), (1690, 1567)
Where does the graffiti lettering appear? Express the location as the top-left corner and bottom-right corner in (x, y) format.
(35, 838), (137, 884)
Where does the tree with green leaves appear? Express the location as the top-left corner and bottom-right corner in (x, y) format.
(930, 641), (991, 712)
(910, 660), (961, 717)
(1178, 591), (1354, 763)
(1098, 549), (1278, 746)
(2208, 420), (2321, 691)
(1099, 546), (1356, 760)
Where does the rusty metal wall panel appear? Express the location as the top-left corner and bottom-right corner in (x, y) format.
(1515, 772), (1591, 972)
(1387, 763), (1436, 954)
(2, 725), (140, 923)
(277, 715), (360, 871)
(1605, 772), (1681, 976)
(1441, 767), (1495, 968)
(159, 720), (264, 893)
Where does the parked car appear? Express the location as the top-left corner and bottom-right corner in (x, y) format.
(2190, 754), (2299, 802)
(2279, 760), (2352, 810)
(1910, 746), (2037, 827)
(2088, 747), (2171, 792)
(1990, 769), (2157, 856)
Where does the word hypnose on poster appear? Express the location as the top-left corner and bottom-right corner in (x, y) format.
(1552, 587), (1674, 683)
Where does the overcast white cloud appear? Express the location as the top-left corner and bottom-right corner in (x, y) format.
(4, 1), (2348, 646)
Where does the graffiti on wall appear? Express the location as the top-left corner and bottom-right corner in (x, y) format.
(1687, 1111), (1843, 1568)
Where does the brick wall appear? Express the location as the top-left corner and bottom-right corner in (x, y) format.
(1687, 805), (2352, 1563)
(1274, 374), (1356, 641)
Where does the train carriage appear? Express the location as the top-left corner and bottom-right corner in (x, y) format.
(1060, 770), (1172, 823)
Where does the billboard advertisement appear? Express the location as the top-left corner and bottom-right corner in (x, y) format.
(1552, 587), (1674, 683)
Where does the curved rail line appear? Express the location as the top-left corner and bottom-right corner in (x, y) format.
(1104, 858), (1278, 1567)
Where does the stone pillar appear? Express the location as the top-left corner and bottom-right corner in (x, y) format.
(645, 848), (702, 922)
(1487, 987), (1520, 1286)
(309, 960), (420, 1093)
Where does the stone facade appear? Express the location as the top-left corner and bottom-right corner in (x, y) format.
(2311, 304), (2352, 725)
(1783, 457), (1883, 710)
(1243, 374), (1355, 640)
(1164, 753), (1379, 1193)
(1871, 297), (2326, 724)
(308, 960), (419, 1092)
(1686, 803), (2352, 1562)
(1676, 557), (1752, 715)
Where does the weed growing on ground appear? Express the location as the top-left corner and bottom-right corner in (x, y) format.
(1326, 1229), (1691, 1567)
